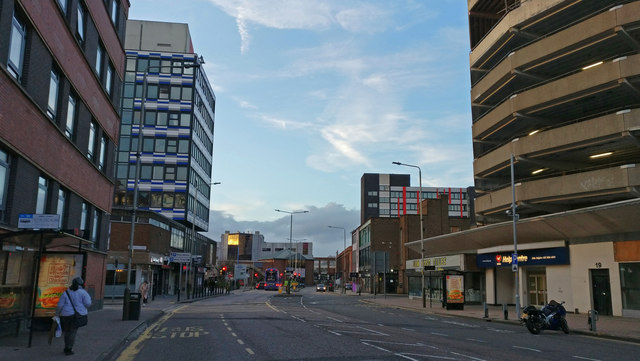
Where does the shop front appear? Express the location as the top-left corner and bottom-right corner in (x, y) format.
(477, 242), (570, 307)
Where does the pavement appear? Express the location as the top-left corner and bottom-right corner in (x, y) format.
(2, 288), (639, 360)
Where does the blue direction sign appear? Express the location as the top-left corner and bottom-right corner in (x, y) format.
(169, 252), (191, 263)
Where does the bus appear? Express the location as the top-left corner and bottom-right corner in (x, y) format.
(264, 268), (281, 290)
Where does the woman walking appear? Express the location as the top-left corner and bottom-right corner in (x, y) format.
(55, 277), (91, 356)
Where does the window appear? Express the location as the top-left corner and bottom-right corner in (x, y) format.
(65, 95), (76, 138)
(57, 0), (67, 14)
(91, 209), (100, 244)
(159, 85), (169, 99)
(367, 191), (378, 196)
(76, 3), (86, 43)
(8, 13), (26, 80)
(80, 202), (88, 231)
(110, 0), (118, 26)
(106, 63), (114, 95)
(98, 137), (106, 170)
(36, 177), (48, 214)
(47, 70), (60, 119)
(368, 203), (378, 208)
(95, 44), (104, 78)
(0, 150), (9, 220)
(88, 122), (97, 159)
(57, 189), (66, 227)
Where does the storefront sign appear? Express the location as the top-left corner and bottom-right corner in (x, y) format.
(476, 247), (569, 268)
(407, 255), (462, 270)
(18, 214), (60, 229)
(35, 253), (84, 317)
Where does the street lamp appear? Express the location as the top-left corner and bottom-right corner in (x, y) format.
(392, 161), (425, 308)
(510, 154), (521, 317)
(328, 226), (346, 293)
(125, 56), (204, 314)
(188, 181), (220, 300)
(275, 209), (308, 294)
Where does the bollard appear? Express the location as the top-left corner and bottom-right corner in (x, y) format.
(483, 302), (489, 318)
(503, 304), (508, 320)
(588, 310), (598, 332)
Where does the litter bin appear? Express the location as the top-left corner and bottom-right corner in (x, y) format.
(127, 292), (142, 320)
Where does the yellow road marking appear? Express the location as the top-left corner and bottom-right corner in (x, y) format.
(116, 305), (186, 361)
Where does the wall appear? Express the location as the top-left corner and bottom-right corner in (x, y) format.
(545, 265), (573, 310)
(570, 242), (621, 316)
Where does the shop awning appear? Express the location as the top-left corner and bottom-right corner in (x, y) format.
(0, 230), (92, 251)
(406, 198), (640, 257)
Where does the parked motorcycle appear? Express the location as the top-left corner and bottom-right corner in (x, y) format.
(521, 300), (569, 334)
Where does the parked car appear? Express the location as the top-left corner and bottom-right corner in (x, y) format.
(316, 283), (326, 292)
(256, 282), (266, 289)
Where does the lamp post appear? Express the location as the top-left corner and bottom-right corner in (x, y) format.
(275, 209), (308, 294)
(510, 154), (521, 317)
(392, 161), (425, 308)
(125, 56), (203, 315)
(189, 181), (220, 299)
(328, 226), (346, 293)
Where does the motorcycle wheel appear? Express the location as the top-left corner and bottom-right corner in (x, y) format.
(561, 319), (569, 334)
(526, 317), (542, 334)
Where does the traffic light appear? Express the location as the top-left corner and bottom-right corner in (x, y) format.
(254, 272), (258, 278)
(221, 266), (227, 275)
(182, 265), (187, 271)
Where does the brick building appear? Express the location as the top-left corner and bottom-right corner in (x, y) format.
(0, 0), (129, 335)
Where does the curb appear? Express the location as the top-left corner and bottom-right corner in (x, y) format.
(359, 299), (640, 345)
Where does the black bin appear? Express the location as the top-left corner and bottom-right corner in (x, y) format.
(127, 292), (142, 320)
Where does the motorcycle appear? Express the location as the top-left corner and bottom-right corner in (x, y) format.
(521, 300), (569, 335)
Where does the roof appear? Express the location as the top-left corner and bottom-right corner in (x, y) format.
(406, 198), (640, 256)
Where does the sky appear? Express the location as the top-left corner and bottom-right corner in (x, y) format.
(128, 0), (474, 257)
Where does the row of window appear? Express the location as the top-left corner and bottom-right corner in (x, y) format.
(116, 164), (189, 182)
(377, 204), (469, 214)
(372, 190), (468, 200)
(8, 7), (114, 174)
(0, 148), (102, 245)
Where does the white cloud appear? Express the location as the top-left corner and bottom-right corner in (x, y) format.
(207, 0), (397, 53)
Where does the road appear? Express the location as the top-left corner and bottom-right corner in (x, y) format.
(113, 287), (640, 361)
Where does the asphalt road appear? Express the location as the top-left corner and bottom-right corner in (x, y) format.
(113, 288), (640, 361)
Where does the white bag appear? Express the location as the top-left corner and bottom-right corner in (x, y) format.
(53, 316), (62, 337)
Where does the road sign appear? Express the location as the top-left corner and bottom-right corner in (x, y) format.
(512, 264), (518, 272)
(170, 252), (191, 263)
(18, 214), (60, 229)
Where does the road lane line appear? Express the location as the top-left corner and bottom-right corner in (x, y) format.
(450, 351), (487, 360)
(327, 316), (343, 322)
(361, 341), (391, 353)
(431, 332), (448, 336)
(361, 340), (437, 349)
(227, 327), (232, 331)
(513, 345), (541, 352)
(231, 332), (237, 337)
(292, 315), (306, 322)
(400, 352), (456, 360)
(465, 338), (487, 343)
(237, 339), (245, 345)
(573, 357), (601, 361)
(327, 329), (342, 336)
(246, 348), (255, 355)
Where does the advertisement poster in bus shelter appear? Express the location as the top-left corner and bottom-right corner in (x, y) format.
(34, 253), (84, 317)
(446, 275), (464, 304)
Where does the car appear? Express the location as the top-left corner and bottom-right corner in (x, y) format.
(255, 282), (266, 289)
(316, 283), (326, 292)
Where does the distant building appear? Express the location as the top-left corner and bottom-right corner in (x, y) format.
(361, 173), (474, 224)
(218, 231), (313, 262)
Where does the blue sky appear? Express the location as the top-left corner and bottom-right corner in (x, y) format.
(128, 0), (473, 257)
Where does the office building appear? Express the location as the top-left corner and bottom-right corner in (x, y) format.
(109, 20), (217, 296)
(0, 0), (129, 332)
